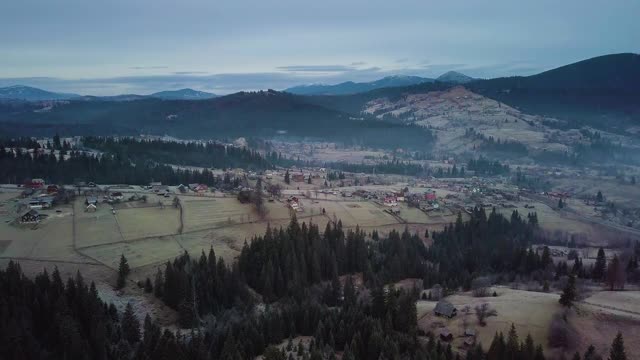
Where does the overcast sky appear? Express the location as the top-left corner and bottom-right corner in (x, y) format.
(1, 0), (638, 95)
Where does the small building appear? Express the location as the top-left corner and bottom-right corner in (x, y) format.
(26, 178), (45, 189)
(464, 328), (476, 337)
(21, 188), (35, 198)
(190, 184), (208, 193)
(27, 197), (54, 209)
(46, 185), (60, 194)
(20, 209), (41, 224)
(383, 196), (398, 207)
(434, 300), (457, 318)
(425, 192), (437, 201)
(110, 192), (124, 200)
(177, 184), (187, 193)
(86, 203), (97, 212)
(439, 328), (453, 342)
(292, 173), (305, 182)
(149, 181), (162, 187)
(86, 196), (98, 206)
(152, 185), (169, 193)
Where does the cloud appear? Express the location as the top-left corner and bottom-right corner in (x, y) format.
(395, 58), (409, 63)
(129, 66), (169, 70)
(276, 65), (356, 72)
(350, 61), (367, 66)
(172, 71), (209, 75)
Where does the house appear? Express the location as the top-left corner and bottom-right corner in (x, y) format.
(27, 197), (54, 209)
(438, 328), (453, 342)
(383, 196), (397, 207)
(149, 181), (162, 187)
(388, 206), (400, 214)
(434, 300), (457, 318)
(190, 184), (208, 193)
(26, 178), (45, 189)
(21, 188), (35, 198)
(46, 185), (60, 194)
(110, 192), (124, 201)
(152, 185), (169, 193)
(177, 184), (187, 193)
(287, 196), (303, 212)
(425, 192), (437, 201)
(86, 196), (98, 206)
(20, 209), (41, 224)
(292, 173), (305, 182)
(86, 203), (97, 212)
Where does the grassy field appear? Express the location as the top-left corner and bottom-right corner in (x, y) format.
(418, 287), (561, 353)
(80, 235), (185, 269)
(181, 197), (256, 232)
(75, 202), (123, 248)
(115, 206), (180, 240)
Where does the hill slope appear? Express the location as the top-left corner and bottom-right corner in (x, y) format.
(467, 53), (640, 130)
(0, 90), (434, 149)
(0, 85), (80, 101)
(151, 88), (217, 100)
(285, 75), (434, 95)
(437, 71), (474, 84)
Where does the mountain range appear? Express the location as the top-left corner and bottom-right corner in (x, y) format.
(0, 53), (638, 149)
(0, 86), (216, 102)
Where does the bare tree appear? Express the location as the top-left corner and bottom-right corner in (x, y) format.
(475, 303), (497, 326)
(471, 277), (491, 297)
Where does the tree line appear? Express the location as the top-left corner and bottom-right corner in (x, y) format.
(0, 146), (220, 185)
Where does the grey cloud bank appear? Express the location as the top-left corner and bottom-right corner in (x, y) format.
(1, 0), (638, 95)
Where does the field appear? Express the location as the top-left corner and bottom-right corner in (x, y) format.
(417, 287), (640, 358)
(418, 287), (561, 353)
(115, 206), (180, 240)
(181, 197), (257, 232)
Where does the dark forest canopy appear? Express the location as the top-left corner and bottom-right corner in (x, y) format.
(83, 137), (275, 171)
(0, 146), (218, 185)
(0, 90), (437, 151)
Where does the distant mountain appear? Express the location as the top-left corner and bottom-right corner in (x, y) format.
(285, 75), (434, 95)
(468, 53), (640, 129)
(0, 89), (434, 149)
(150, 88), (217, 100)
(0, 85), (80, 101)
(472, 53), (640, 92)
(437, 71), (474, 84)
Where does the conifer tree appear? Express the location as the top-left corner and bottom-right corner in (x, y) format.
(559, 274), (577, 307)
(117, 254), (131, 289)
(121, 302), (141, 344)
(592, 248), (606, 280)
(609, 332), (627, 360)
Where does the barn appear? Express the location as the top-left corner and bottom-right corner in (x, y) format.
(434, 300), (457, 318)
(20, 209), (41, 224)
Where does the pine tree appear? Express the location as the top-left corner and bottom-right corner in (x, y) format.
(117, 254), (131, 289)
(153, 268), (164, 298)
(284, 170), (290, 185)
(596, 191), (604, 203)
(592, 248), (606, 280)
(144, 277), (153, 293)
(559, 274), (577, 307)
(609, 332), (627, 360)
(121, 302), (141, 344)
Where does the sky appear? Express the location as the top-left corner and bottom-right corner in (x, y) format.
(1, 0), (638, 95)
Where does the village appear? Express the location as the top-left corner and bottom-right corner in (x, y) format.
(1, 163), (640, 358)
